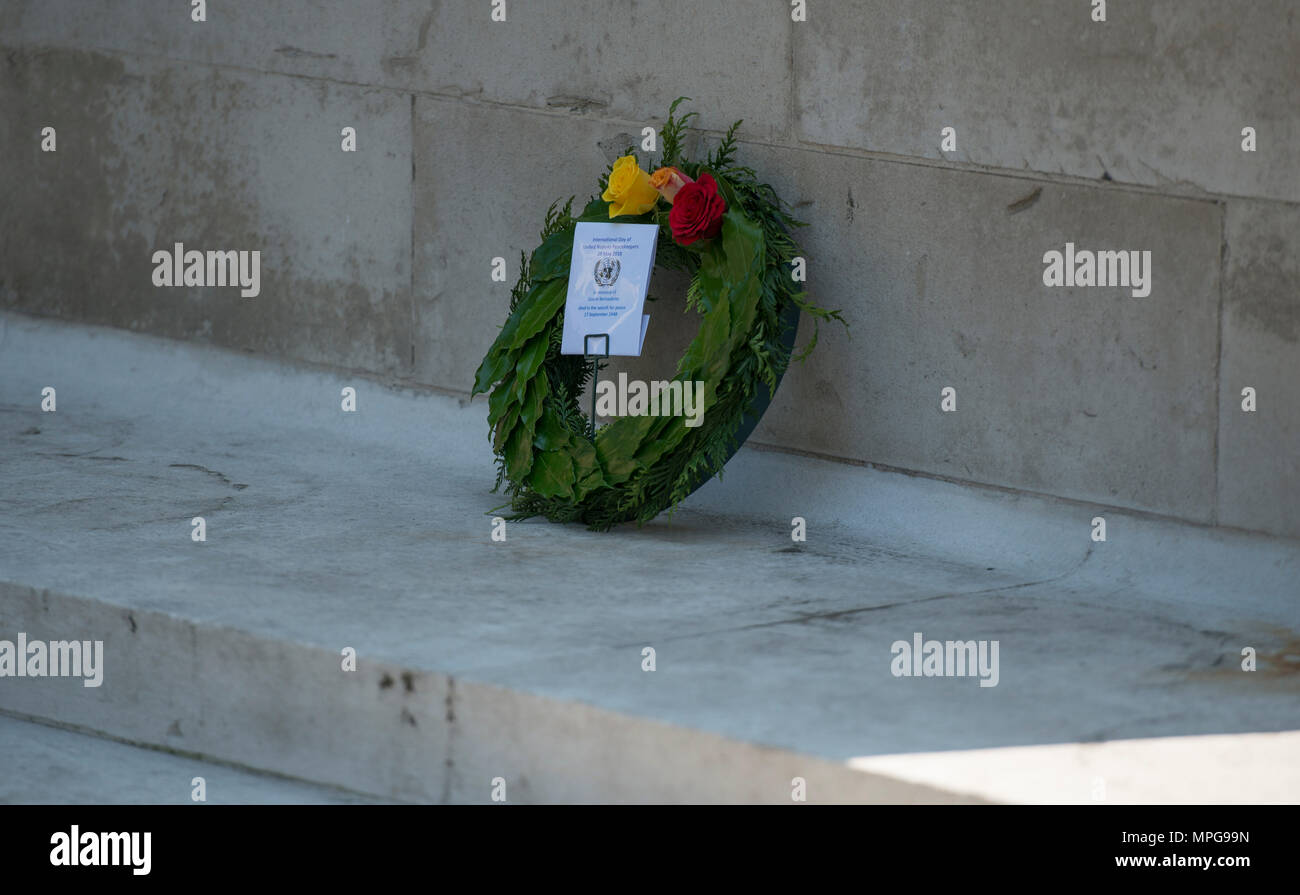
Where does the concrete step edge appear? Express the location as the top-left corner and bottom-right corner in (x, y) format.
(0, 580), (988, 804)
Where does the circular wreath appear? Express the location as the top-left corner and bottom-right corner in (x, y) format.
(472, 99), (844, 530)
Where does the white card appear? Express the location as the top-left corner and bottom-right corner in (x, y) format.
(560, 222), (659, 356)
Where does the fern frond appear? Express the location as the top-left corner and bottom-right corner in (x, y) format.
(661, 96), (698, 168)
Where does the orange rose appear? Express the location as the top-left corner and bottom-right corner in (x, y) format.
(650, 166), (694, 204)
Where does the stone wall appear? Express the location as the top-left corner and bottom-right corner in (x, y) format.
(2, 1), (1296, 537)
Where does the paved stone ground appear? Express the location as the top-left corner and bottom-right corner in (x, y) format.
(1, 312), (1297, 802)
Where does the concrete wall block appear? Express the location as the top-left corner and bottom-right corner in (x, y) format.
(728, 140), (1223, 520)
(0, 47), (414, 375)
(1218, 201), (1300, 539)
(417, 0), (793, 141)
(1, 1), (432, 91)
(794, 0), (1299, 202)
(3, 0), (794, 141)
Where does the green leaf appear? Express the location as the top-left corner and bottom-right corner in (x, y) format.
(577, 198), (609, 221)
(493, 402), (519, 453)
(508, 279), (567, 350)
(504, 378), (549, 475)
(487, 375), (516, 430)
(676, 288), (731, 383)
(634, 413), (694, 468)
(533, 413), (572, 451)
(472, 344), (516, 396)
(569, 436), (606, 499)
(504, 423), (534, 480)
(594, 415), (658, 484)
(512, 330), (549, 403)
(519, 374), (548, 429)
(490, 278), (568, 359)
(716, 212), (765, 348)
(530, 226), (576, 282)
(528, 450), (575, 499)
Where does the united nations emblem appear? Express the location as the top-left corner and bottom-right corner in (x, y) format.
(594, 256), (621, 286)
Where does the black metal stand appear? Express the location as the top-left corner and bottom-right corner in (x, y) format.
(583, 333), (611, 440)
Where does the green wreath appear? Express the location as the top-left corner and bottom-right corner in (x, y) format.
(472, 99), (844, 530)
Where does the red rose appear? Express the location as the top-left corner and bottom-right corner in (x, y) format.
(669, 172), (727, 245)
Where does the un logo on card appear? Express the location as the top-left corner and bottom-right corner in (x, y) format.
(594, 256), (621, 286)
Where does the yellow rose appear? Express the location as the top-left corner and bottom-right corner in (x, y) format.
(601, 156), (660, 218)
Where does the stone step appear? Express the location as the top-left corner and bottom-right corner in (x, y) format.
(1, 312), (1297, 803)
